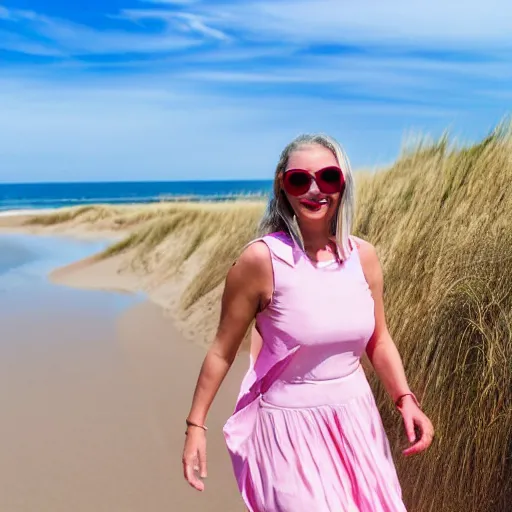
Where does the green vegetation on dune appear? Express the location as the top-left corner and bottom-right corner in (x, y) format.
(25, 123), (512, 511)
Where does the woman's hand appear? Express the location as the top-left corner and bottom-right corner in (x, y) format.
(398, 396), (434, 456)
(182, 428), (208, 491)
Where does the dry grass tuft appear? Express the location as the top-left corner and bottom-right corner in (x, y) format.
(100, 202), (264, 268)
(25, 205), (124, 225)
(181, 204), (264, 309)
(354, 122), (512, 512)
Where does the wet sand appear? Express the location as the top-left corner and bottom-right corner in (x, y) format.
(0, 234), (248, 511)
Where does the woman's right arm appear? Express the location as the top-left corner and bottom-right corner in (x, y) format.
(182, 241), (271, 491)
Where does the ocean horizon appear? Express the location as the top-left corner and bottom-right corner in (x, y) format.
(0, 180), (273, 212)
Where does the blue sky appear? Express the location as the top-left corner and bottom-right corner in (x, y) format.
(0, 0), (511, 182)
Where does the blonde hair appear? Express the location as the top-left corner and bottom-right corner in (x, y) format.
(259, 133), (356, 260)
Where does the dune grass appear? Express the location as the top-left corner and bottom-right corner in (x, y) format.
(99, 202), (264, 265)
(352, 123), (512, 512)
(180, 204), (264, 308)
(24, 122), (512, 511)
(25, 204), (126, 225)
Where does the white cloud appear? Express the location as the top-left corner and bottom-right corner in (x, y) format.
(0, 5), (211, 56)
(0, 29), (64, 56)
(119, 9), (229, 41)
(3, 0), (512, 59)
(200, 0), (512, 48)
(177, 12), (229, 41)
(180, 45), (294, 63)
(177, 50), (512, 110)
(37, 20), (196, 55)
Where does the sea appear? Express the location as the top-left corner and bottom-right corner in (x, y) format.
(0, 180), (273, 213)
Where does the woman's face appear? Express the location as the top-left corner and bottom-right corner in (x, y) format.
(281, 144), (344, 227)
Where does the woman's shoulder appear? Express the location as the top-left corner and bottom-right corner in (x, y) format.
(242, 231), (292, 258)
(350, 235), (382, 285)
(350, 235), (373, 252)
(227, 240), (273, 294)
(232, 238), (273, 278)
(239, 238), (272, 265)
(350, 235), (373, 250)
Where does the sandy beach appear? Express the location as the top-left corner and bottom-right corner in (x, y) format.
(0, 229), (248, 511)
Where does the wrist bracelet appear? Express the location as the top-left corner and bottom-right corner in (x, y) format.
(394, 392), (421, 409)
(185, 419), (208, 432)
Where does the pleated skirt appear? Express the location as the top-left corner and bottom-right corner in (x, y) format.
(239, 366), (407, 512)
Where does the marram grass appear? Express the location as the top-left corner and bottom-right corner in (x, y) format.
(354, 123), (512, 512)
(25, 204), (125, 225)
(25, 123), (512, 511)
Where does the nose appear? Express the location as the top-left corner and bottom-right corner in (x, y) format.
(308, 177), (320, 194)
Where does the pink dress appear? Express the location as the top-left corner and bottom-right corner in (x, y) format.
(223, 231), (406, 512)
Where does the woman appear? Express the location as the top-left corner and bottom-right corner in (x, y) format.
(182, 133), (434, 511)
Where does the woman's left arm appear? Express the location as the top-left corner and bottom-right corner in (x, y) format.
(356, 237), (434, 456)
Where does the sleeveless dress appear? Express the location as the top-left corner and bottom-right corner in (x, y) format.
(223, 231), (406, 512)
